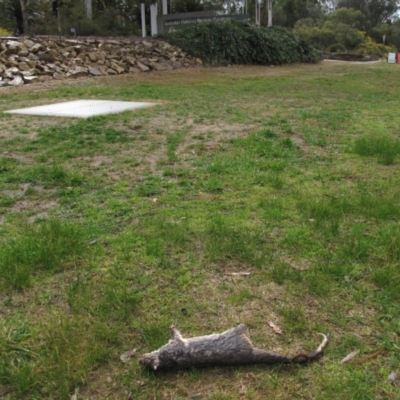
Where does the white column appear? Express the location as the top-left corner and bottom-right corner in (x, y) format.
(255, 0), (260, 25)
(268, 0), (272, 27)
(226, 0), (231, 14)
(85, 0), (92, 20)
(162, 0), (168, 15)
(150, 3), (158, 36)
(141, 3), (146, 38)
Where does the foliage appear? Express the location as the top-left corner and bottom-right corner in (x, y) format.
(357, 31), (396, 56)
(273, 0), (324, 27)
(369, 22), (391, 43)
(294, 24), (336, 49)
(294, 23), (363, 50)
(294, 7), (397, 53)
(324, 7), (367, 30)
(29, 0), (140, 36)
(0, 26), (12, 35)
(337, 0), (399, 27)
(163, 20), (322, 65)
(1, 0), (41, 34)
(173, 0), (212, 12)
(390, 18), (400, 49)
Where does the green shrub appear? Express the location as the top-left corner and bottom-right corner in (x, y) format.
(356, 33), (396, 57)
(327, 43), (346, 52)
(295, 26), (336, 50)
(162, 21), (322, 65)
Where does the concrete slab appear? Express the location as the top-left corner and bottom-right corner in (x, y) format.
(5, 100), (157, 118)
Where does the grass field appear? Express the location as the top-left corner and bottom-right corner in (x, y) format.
(0, 61), (400, 399)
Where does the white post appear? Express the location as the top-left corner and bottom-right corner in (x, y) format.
(141, 3), (146, 38)
(267, 0), (272, 27)
(226, 0), (231, 14)
(162, 0), (168, 15)
(255, 0), (260, 25)
(150, 3), (158, 36)
(85, 0), (92, 19)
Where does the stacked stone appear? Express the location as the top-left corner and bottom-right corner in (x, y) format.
(0, 37), (202, 87)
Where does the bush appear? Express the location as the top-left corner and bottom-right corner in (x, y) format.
(295, 26), (336, 50)
(162, 21), (322, 65)
(327, 43), (346, 52)
(356, 33), (396, 57)
(0, 26), (11, 35)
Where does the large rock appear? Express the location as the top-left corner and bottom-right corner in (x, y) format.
(5, 67), (19, 78)
(136, 61), (150, 72)
(151, 62), (169, 71)
(110, 61), (126, 74)
(18, 62), (30, 71)
(88, 52), (98, 62)
(66, 66), (88, 78)
(88, 66), (103, 76)
(8, 76), (24, 86)
(23, 39), (35, 48)
(23, 75), (38, 84)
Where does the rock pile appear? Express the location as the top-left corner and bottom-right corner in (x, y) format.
(0, 36), (202, 87)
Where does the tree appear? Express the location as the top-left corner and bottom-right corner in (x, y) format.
(390, 18), (400, 48)
(173, 0), (205, 12)
(337, 0), (399, 27)
(273, 0), (323, 27)
(294, 7), (365, 50)
(2, 0), (26, 34)
(368, 0), (398, 26)
(324, 6), (367, 29)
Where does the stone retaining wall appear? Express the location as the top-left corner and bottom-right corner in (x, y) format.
(0, 36), (202, 87)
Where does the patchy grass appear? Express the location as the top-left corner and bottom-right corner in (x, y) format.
(0, 62), (400, 399)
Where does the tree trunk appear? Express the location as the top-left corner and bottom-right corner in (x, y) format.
(19, 0), (28, 35)
(139, 324), (328, 371)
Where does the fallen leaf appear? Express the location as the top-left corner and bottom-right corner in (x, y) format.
(268, 321), (283, 334)
(339, 349), (360, 364)
(120, 348), (137, 363)
(224, 272), (251, 276)
(388, 371), (398, 385)
(354, 348), (383, 364)
(152, 198), (158, 203)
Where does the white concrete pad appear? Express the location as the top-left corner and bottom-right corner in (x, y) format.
(6, 100), (157, 118)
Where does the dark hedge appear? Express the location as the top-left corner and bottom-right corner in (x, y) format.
(162, 21), (322, 65)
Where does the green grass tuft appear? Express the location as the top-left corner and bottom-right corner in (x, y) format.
(0, 219), (91, 289)
(354, 134), (400, 165)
